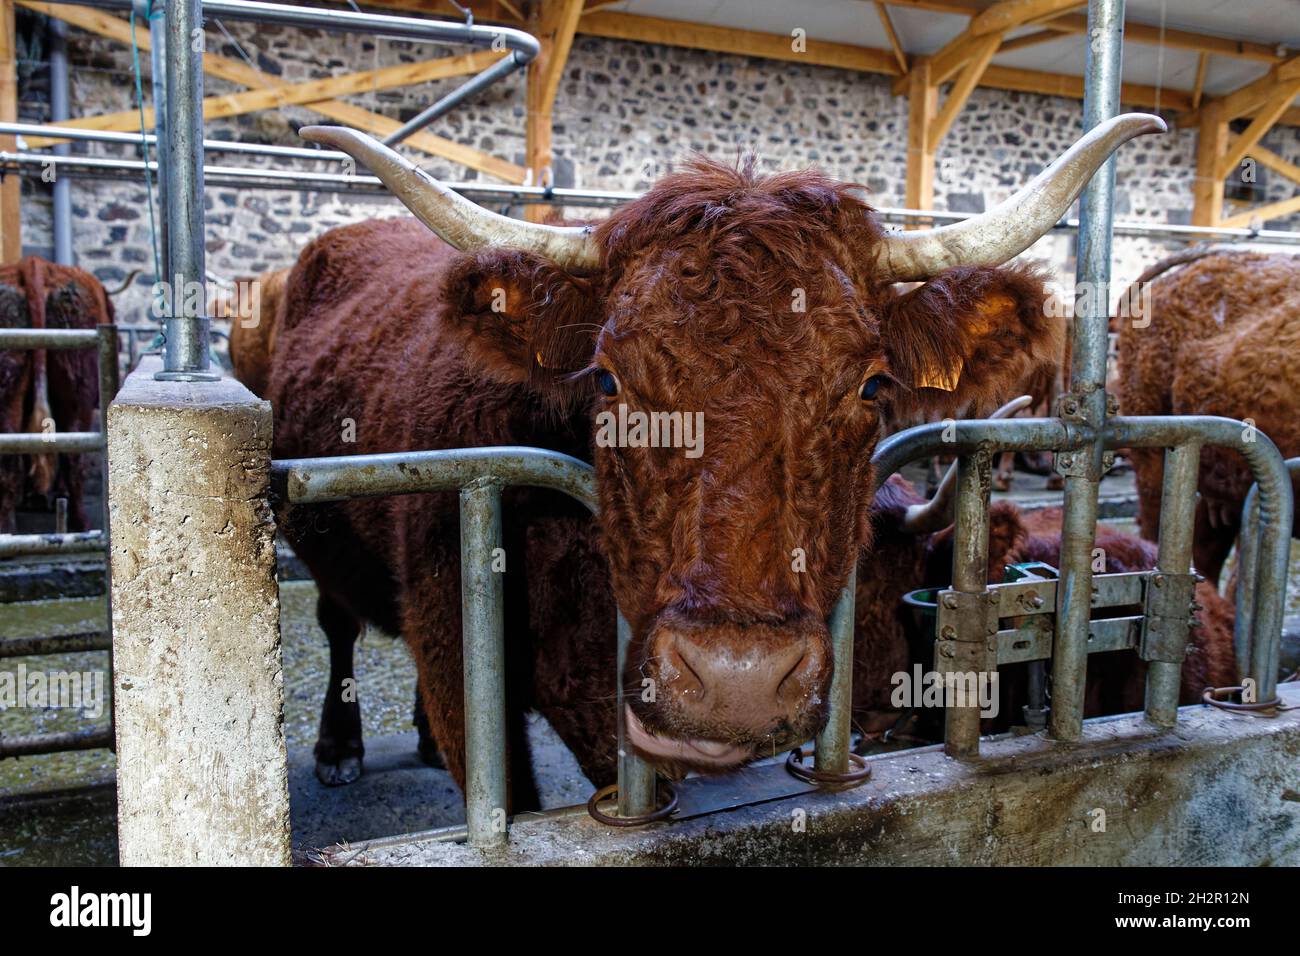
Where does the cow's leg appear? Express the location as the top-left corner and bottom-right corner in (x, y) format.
(1192, 496), (1239, 591)
(993, 450), (1014, 491)
(314, 592), (365, 786)
(412, 683), (444, 769)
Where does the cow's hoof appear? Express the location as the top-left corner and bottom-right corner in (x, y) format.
(417, 737), (446, 769)
(316, 755), (363, 786)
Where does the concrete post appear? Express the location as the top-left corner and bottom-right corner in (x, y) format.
(107, 356), (289, 866)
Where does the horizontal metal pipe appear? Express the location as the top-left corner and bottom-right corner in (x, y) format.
(0, 121), (350, 161)
(0, 328), (100, 349)
(57, 0), (540, 55)
(0, 631), (111, 658)
(272, 446), (598, 512)
(0, 530), (104, 559)
(872, 417), (1080, 491)
(0, 726), (114, 758)
(0, 432), (104, 454)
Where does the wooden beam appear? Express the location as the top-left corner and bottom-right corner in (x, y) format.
(1215, 76), (1300, 179)
(980, 64), (1192, 112)
(1192, 100), (1228, 227)
(999, 27), (1067, 54)
(876, 1), (1282, 63)
(1191, 52), (1208, 111)
(1238, 139), (1300, 187)
(929, 34), (999, 142)
(24, 50), (506, 148)
(19, 1), (527, 182)
(874, 1), (908, 74)
(576, 11), (903, 75)
(526, 0), (584, 222)
(0, 0), (17, 263)
(968, 0), (1082, 37)
(1182, 54), (1300, 126)
(905, 56), (937, 213)
(1219, 193), (1300, 229)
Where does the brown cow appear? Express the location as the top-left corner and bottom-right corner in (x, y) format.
(227, 268), (290, 398)
(0, 258), (111, 533)
(260, 116), (1164, 797)
(1117, 248), (1300, 588)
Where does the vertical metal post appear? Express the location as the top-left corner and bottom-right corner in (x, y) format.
(945, 450), (992, 757)
(156, 0), (216, 381)
(815, 565), (856, 773)
(616, 611), (657, 817)
(1234, 490), (1259, 681)
(146, 0), (170, 279)
(1050, 0), (1124, 741)
(48, 18), (73, 266)
(460, 480), (507, 848)
(1146, 442), (1200, 727)
(96, 323), (119, 747)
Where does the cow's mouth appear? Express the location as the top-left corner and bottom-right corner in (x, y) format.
(624, 706), (753, 771)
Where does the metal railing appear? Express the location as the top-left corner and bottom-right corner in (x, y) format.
(271, 445), (859, 846)
(0, 324), (120, 760)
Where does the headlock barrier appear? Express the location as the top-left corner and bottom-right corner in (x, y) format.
(0, 324), (119, 759)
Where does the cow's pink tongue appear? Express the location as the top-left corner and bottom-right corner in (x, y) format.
(624, 706), (750, 768)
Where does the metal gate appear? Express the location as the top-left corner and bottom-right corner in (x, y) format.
(0, 323), (120, 758)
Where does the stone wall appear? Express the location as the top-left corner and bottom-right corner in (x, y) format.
(11, 7), (1300, 326)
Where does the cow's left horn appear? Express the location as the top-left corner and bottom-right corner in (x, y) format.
(872, 113), (1166, 282)
(301, 126), (602, 273)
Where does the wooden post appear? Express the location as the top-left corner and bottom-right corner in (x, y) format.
(1192, 100), (1227, 228)
(0, 0), (20, 262)
(525, 0), (582, 223)
(905, 56), (937, 216)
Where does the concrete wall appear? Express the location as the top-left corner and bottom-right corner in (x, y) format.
(342, 683), (1300, 866)
(107, 356), (289, 865)
(10, 8), (1300, 326)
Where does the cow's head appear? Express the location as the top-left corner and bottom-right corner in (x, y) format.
(305, 114), (1164, 774)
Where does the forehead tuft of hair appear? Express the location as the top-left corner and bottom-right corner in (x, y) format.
(595, 154), (884, 273)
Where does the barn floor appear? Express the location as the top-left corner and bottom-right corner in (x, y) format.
(3, 461), (1298, 865)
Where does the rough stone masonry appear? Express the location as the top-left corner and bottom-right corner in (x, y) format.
(9, 9), (1300, 333)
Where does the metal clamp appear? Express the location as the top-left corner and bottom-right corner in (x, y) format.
(934, 588), (999, 674)
(1141, 571), (1197, 664)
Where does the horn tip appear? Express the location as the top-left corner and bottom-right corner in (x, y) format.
(1118, 112), (1168, 136)
(299, 125), (343, 145)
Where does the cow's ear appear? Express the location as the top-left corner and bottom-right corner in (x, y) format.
(880, 264), (1062, 418)
(440, 248), (600, 394)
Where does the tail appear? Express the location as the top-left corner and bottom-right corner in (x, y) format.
(17, 257), (56, 495)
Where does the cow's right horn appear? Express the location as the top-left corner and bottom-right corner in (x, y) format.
(301, 126), (602, 273)
(901, 394), (1034, 535)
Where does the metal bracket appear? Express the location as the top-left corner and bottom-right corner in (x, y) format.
(934, 589), (999, 675)
(1141, 571), (1197, 664)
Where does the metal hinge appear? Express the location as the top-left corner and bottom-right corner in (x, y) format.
(1141, 571), (1197, 664)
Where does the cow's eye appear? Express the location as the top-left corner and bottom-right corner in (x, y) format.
(596, 370), (620, 397)
(859, 375), (885, 400)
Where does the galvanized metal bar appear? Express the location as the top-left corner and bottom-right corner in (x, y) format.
(815, 564), (856, 774)
(147, 0), (170, 278)
(273, 445), (597, 511)
(944, 452), (993, 757)
(0, 432), (104, 454)
(97, 323), (119, 749)
(0, 121), (351, 162)
(0, 530), (104, 559)
(616, 610), (657, 817)
(48, 17), (74, 267)
(1146, 442), (1201, 727)
(1235, 487), (1260, 680)
(383, 52), (530, 147)
(0, 631), (111, 658)
(0, 726), (114, 758)
(157, 0), (216, 381)
(459, 479), (507, 848)
(1050, 0), (1125, 743)
(0, 328), (100, 349)
(1108, 417), (1292, 704)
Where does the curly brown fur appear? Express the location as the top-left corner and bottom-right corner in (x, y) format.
(1117, 250), (1300, 588)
